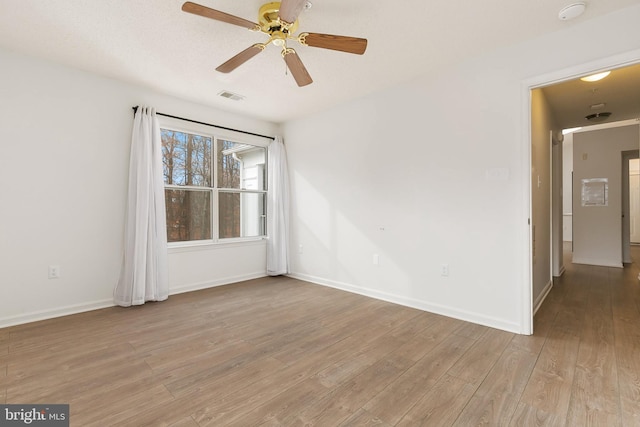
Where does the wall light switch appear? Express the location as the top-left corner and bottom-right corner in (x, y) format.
(373, 254), (380, 265)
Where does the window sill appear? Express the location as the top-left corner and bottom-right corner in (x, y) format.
(168, 237), (267, 253)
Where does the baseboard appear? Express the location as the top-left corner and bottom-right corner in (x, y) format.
(169, 272), (268, 295)
(0, 299), (115, 329)
(553, 265), (566, 277)
(288, 272), (521, 334)
(533, 280), (553, 315)
(0, 272), (268, 329)
(572, 257), (623, 268)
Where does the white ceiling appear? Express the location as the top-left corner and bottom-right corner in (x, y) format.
(1, 0), (640, 123)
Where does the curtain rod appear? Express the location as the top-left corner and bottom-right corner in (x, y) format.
(132, 106), (275, 140)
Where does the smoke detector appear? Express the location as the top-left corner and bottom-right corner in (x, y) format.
(559, 2), (586, 21)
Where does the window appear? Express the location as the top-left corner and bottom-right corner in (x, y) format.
(161, 126), (267, 244)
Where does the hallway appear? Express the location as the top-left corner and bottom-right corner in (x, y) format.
(524, 243), (640, 425)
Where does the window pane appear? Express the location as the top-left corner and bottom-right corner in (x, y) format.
(217, 140), (266, 190)
(219, 192), (265, 238)
(162, 129), (212, 186)
(165, 189), (211, 242)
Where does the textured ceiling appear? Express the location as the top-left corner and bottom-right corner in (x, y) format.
(1, 0), (640, 123)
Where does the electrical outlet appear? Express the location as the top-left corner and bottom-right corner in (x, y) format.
(48, 265), (61, 279)
(441, 264), (449, 277)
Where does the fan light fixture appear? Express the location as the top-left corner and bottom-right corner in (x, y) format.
(585, 112), (612, 121)
(580, 71), (611, 82)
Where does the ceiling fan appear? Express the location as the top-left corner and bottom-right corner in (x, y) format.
(182, 0), (368, 87)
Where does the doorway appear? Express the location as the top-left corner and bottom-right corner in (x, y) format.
(524, 52), (640, 335)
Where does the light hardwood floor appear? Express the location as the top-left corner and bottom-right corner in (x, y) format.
(2, 245), (640, 426)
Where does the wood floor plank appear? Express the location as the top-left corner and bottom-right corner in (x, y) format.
(519, 327), (581, 418)
(0, 330), (8, 356)
(453, 321), (489, 339)
(161, 340), (260, 396)
(286, 354), (416, 426)
(614, 318), (640, 425)
(309, 355), (369, 390)
(510, 402), (564, 426)
(267, 300), (402, 366)
(452, 347), (538, 426)
(447, 327), (514, 386)
(190, 325), (401, 426)
(338, 408), (392, 427)
(7, 341), (137, 385)
(313, 318), (416, 388)
(73, 384), (174, 426)
(167, 416), (200, 427)
(566, 270), (620, 425)
(363, 334), (475, 425)
(7, 358), (154, 404)
(169, 353), (285, 399)
(229, 376), (330, 426)
(396, 374), (476, 427)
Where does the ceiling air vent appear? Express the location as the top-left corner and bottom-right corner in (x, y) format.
(585, 112), (612, 121)
(217, 90), (244, 101)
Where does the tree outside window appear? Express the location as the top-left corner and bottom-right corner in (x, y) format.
(161, 128), (266, 243)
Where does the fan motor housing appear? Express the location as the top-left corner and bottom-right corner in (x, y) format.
(259, 2), (299, 34)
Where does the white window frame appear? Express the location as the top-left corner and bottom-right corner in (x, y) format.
(158, 116), (269, 248)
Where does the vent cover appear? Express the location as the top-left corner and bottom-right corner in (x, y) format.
(217, 90), (244, 101)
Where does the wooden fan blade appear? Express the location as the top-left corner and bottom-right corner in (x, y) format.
(216, 44), (265, 73)
(278, 0), (306, 24)
(182, 2), (259, 30)
(282, 49), (312, 87)
(300, 33), (367, 55)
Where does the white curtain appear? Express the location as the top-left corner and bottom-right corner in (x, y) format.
(267, 136), (290, 275)
(114, 106), (169, 306)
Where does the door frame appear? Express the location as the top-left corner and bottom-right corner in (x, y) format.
(622, 150), (639, 263)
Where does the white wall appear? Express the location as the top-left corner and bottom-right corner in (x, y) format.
(572, 125), (640, 267)
(284, 5), (640, 333)
(0, 47), (278, 327)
